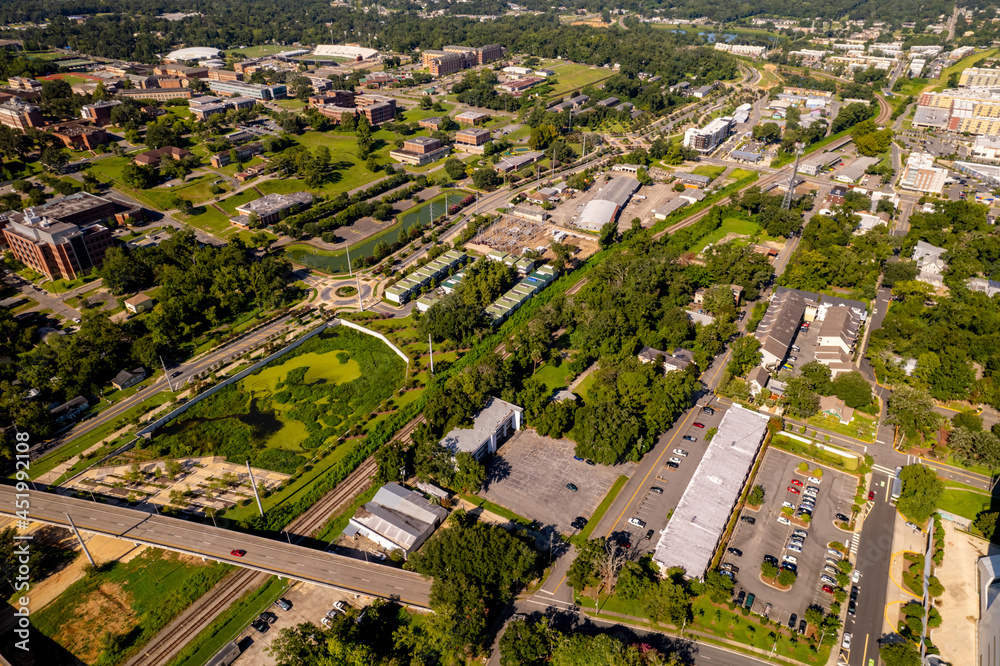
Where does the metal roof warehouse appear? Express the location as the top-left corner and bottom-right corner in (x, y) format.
(652, 405), (770, 579)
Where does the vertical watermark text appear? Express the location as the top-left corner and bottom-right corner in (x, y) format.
(13, 430), (32, 651)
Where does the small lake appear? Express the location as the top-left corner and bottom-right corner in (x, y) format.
(285, 190), (465, 274)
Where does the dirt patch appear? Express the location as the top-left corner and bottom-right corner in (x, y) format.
(61, 582), (137, 663)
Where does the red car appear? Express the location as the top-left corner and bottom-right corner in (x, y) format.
(787, 486), (801, 495)
(231, 549), (246, 557)
(693, 422), (705, 428)
(790, 479), (803, 487)
(822, 585), (834, 593)
(868, 490), (875, 501)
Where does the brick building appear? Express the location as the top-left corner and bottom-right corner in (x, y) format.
(48, 123), (110, 150)
(133, 146), (193, 168)
(390, 136), (450, 166)
(0, 99), (43, 131)
(454, 127), (491, 154)
(80, 99), (122, 126)
(308, 90), (356, 107)
(210, 142), (263, 167)
(2, 212), (113, 280)
(208, 69), (243, 82)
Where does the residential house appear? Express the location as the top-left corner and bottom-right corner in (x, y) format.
(912, 240), (948, 288)
(819, 395), (855, 424)
(124, 293), (154, 314)
(112, 367), (146, 390)
(747, 366), (770, 395)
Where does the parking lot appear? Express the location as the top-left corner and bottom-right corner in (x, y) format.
(479, 430), (636, 534)
(721, 448), (859, 630)
(229, 581), (374, 665)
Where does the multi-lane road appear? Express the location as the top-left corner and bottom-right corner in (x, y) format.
(0, 486), (433, 608)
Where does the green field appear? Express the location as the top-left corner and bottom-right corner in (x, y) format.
(934, 48), (998, 91)
(691, 164), (726, 181)
(225, 44), (292, 58)
(937, 488), (995, 520)
(544, 63), (615, 97)
(32, 549), (230, 666)
(181, 205), (232, 236)
(141, 327), (405, 473)
(218, 189), (261, 214)
(533, 361), (575, 392)
(690, 216), (761, 252)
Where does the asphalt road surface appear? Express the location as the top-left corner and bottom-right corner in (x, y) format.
(0, 486), (432, 608)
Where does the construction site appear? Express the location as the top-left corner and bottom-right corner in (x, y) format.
(461, 207), (601, 265)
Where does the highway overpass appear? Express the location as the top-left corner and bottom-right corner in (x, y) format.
(0, 487), (433, 609)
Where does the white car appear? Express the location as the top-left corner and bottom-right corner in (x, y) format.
(628, 517), (646, 528)
(672, 449), (688, 457)
(369, 549), (386, 561)
(842, 633), (852, 650)
(786, 543), (802, 553)
(777, 516), (791, 525)
(669, 457), (683, 464)
(782, 501), (796, 509)
(852, 569), (861, 584)
(808, 476), (822, 484)
(804, 489), (819, 498)
(821, 575), (837, 585)
(782, 554), (798, 564)
(792, 529), (808, 539)
(321, 616), (333, 628)
(334, 600), (348, 612)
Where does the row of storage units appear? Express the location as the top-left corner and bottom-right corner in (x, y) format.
(485, 264), (557, 325)
(384, 250), (470, 304)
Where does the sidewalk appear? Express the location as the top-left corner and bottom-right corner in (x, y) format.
(882, 512), (925, 637)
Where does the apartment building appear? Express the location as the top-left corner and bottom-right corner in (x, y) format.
(682, 116), (734, 152)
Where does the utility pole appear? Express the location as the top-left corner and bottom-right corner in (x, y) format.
(782, 142), (804, 210)
(346, 243), (352, 277)
(160, 355), (175, 392)
(356, 273), (363, 311)
(66, 513), (96, 567)
(246, 461), (264, 517)
(428, 333), (434, 375)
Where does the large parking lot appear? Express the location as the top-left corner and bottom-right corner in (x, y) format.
(479, 430), (636, 534)
(721, 448), (858, 629)
(611, 400), (731, 554)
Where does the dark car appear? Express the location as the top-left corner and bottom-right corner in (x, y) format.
(850, 586), (860, 601)
(682, 435), (697, 442)
(763, 555), (778, 566)
(259, 611), (277, 624)
(231, 549), (246, 557)
(645, 529), (654, 540)
(848, 600), (856, 616)
(788, 613), (797, 629)
(741, 516), (755, 525)
(650, 486), (663, 494)
(727, 548), (742, 558)
(781, 563), (797, 573)
(585, 459), (596, 466)
(566, 483), (578, 492)
(836, 513), (850, 522)
(666, 460), (680, 469)
(692, 422), (705, 428)
(617, 538), (632, 549)
(721, 563), (739, 574)
(736, 590), (746, 605)
(571, 517), (587, 530)
(252, 619), (269, 634)
(798, 619), (807, 634)
(171, 371), (182, 378)
(701, 406), (715, 415)
(274, 598), (292, 611)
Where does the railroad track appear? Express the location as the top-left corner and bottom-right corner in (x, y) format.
(125, 568), (269, 666)
(127, 414), (427, 665)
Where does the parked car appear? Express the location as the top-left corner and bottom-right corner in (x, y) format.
(274, 598), (292, 611)
(798, 618), (807, 634)
(585, 459), (596, 466)
(320, 616), (333, 628)
(571, 517), (588, 529)
(727, 548), (743, 558)
(782, 554), (797, 564)
(782, 501), (796, 509)
(721, 562), (738, 574)
(762, 603), (772, 619)
(763, 555), (778, 566)
(669, 457), (683, 464)
(693, 422), (705, 428)
(808, 476), (822, 484)
(781, 563), (797, 573)
(628, 517), (646, 528)
(792, 529), (808, 539)
(822, 584), (834, 593)
(777, 516), (790, 525)
(820, 575), (837, 585)
(836, 513), (850, 522)
(848, 600), (856, 616)
(744, 592), (755, 610)
(806, 485), (820, 494)
(787, 486), (801, 495)
(334, 600), (348, 612)
(259, 611), (277, 624)
(788, 613), (797, 629)
(666, 461), (680, 469)
(252, 619), (269, 634)
(827, 548), (843, 558)
(566, 483), (579, 492)
(574, 455), (584, 462)
(786, 543), (802, 553)
(736, 590), (746, 605)
(741, 516), (756, 525)
(905, 521), (921, 532)
(701, 406), (715, 415)
(672, 449), (688, 456)
(787, 356), (797, 362)
(682, 435), (697, 442)
(790, 479), (803, 487)
(842, 633), (852, 651)
(852, 569), (861, 584)
(645, 529), (654, 540)
(369, 549), (386, 561)
(868, 490), (875, 501)
(649, 487), (663, 494)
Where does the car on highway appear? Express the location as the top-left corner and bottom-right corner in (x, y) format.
(777, 516), (790, 525)
(275, 598), (292, 611)
(693, 422), (705, 428)
(787, 486), (800, 494)
(566, 483), (578, 492)
(669, 457), (683, 464)
(650, 486), (663, 494)
(645, 529), (654, 540)
(171, 371), (182, 378)
(231, 549), (246, 557)
(672, 449), (688, 456)
(790, 479), (803, 487)
(741, 516), (755, 525)
(628, 517), (646, 528)
(727, 547), (742, 558)
(682, 435), (697, 442)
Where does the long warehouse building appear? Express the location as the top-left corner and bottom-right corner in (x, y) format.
(652, 405), (770, 579)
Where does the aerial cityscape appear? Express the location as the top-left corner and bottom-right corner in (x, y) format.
(0, 0), (999, 665)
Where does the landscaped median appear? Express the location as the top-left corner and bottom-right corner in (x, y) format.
(571, 475), (628, 543)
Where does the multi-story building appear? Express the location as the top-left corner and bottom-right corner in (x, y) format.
(957, 68), (1000, 88)
(208, 68), (243, 82)
(189, 95), (256, 121)
(234, 191), (313, 225)
(2, 211), (113, 280)
(714, 43), (767, 59)
(115, 88), (192, 102)
(455, 110), (489, 125)
(308, 90), (356, 107)
(682, 116), (734, 152)
(210, 142), (263, 167)
(48, 122), (109, 150)
(207, 80), (286, 100)
(7, 76), (42, 93)
(0, 99), (43, 131)
(454, 127), (491, 154)
(900, 152), (948, 195)
(355, 94), (396, 125)
(80, 99), (121, 126)
(389, 136), (450, 166)
(152, 64), (208, 79)
(424, 44), (502, 75)
(133, 146), (193, 168)
(429, 52), (464, 76)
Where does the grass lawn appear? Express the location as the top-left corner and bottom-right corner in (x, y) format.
(218, 189), (261, 214)
(400, 103), (457, 123)
(893, 78), (928, 97)
(32, 548), (230, 666)
(933, 49), (998, 91)
(771, 433), (860, 472)
(225, 44), (290, 58)
(574, 371), (598, 402)
(148, 173), (230, 208)
(690, 216), (760, 252)
(544, 63), (614, 97)
(806, 411), (878, 443)
(533, 362), (575, 392)
(937, 488), (996, 520)
(40, 274), (100, 294)
(242, 351), (362, 393)
(88, 155), (133, 183)
(273, 98), (307, 111)
(692, 164), (726, 180)
(181, 205), (233, 236)
(574, 475), (627, 542)
(728, 168), (755, 181)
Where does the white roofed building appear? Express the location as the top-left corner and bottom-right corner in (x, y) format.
(342, 483), (448, 557)
(165, 47), (222, 62)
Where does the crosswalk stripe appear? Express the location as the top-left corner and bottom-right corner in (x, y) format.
(872, 464), (896, 475)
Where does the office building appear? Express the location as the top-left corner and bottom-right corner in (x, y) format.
(115, 88), (192, 102)
(682, 116), (734, 152)
(355, 94), (396, 125)
(900, 152), (948, 195)
(389, 136), (449, 166)
(2, 211), (113, 280)
(153, 64), (208, 79)
(0, 99), (43, 131)
(48, 122), (109, 150)
(207, 80), (286, 100)
(439, 396), (523, 461)
(308, 90), (355, 107)
(234, 192), (313, 225)
(207, 69), (243, 82)
(80, 99), (121, 126)
(454, 127), (491, 154)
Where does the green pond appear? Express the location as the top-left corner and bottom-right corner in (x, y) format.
(285, 190), (466, 274)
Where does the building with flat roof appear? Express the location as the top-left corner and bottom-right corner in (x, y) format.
(900, 152), (947, 195)
(234, 192), (312, 226)
(2, 211), (113, 281)
(115, 88), (193, 102)
(343, 483), (448, 557)
(439, 396), (523, 461)
(495, 151), (543, 174)
(575, 176), (640, 231)
(455, 127), (491, 154)
(207, 80), (286, 100)
(389, 136), (449, 166)
(652, 405), (770, 578)
(0, 99), (43, 131)
(799, 152), (843, 176)
(48, 122), (109, 150)
(133, 146), (192, 168)
(960, 67), (1000, 88)
(80, 99), (121, 126)
(455, 110), (489, 125)
(979, 554), (1000, 666)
